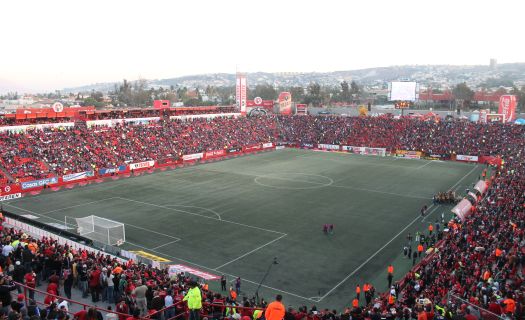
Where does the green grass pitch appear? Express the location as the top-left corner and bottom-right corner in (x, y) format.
(3, 149), (482, 309)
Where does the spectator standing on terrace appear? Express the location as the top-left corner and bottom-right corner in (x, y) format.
(0, 276), (17, 313)
(164, 290), (174, 320)
(23, 269), (36, 300)
(183, 281), (202, 320)
(12, 261), (25, 293)
(64, 269), (73, 299)
(265, 295), (285, 320)
(79, 264), (88, 298)
(132, 280), (148, 316)
(105, 269), (115, 304)
(89, 266), (101, 303)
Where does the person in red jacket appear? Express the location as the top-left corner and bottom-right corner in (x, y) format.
(89, 266), (102, 303)
(116, 298), (130, 320)
(265, 295), (285, 320)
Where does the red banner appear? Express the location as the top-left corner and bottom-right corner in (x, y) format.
(243, 144), (262, 152)
(278, 92), (293, 115)
(247, 99), (274, 109)
(499, 95), (517, 122)
(204, 149), (226, 159)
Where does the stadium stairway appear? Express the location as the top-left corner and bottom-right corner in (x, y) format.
(0, 164), (15, 184)
(74, 119), (87, 130)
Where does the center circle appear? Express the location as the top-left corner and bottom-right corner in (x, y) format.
(254, 173), (334, 190)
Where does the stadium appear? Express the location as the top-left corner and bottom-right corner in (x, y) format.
(0, 101), (524, 320)
(1, 1), (525, 319)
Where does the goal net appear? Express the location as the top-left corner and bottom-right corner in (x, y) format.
(65, 215), (125, 246)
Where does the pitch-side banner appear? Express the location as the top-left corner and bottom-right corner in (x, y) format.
(262, 142), (273, 149)
(63, 171), (94, 182)
(168, 264), (220, 280)
(318, 144), (340, 150)
(99, 165), (127, 175)
(21, 177), (58, 190)
(130, 161), (155, 170)
(0, 193), (21, 202)
(182, 153), (204, 161)
(395, 150), (422, 159)
(456, 155), (478, 162)
(204, 150), (225, 159)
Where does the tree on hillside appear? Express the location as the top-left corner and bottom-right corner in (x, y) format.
(250, 83), (277, 100)
(305, 82), (322, 107)
(452, 82), (474, 109)
(340, 81), (351, 103)
(350, 81), (360, 95)
(511, 85), (525, 111)
(289, 86), (305, 103)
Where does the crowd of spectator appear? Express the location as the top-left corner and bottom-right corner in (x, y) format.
(0, 114), (524, 320)
(0, 117), (276, 181)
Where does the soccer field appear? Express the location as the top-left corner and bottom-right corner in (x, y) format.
(3, 149), (482, 309)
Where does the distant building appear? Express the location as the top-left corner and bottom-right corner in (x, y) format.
(490, 58), (497, 70)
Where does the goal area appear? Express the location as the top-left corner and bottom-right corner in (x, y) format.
(65, 215), (125, 246)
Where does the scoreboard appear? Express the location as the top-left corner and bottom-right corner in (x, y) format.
(394, 101), (411, 109)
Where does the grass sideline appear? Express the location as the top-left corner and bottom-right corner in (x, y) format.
(3, 149), (482, 309)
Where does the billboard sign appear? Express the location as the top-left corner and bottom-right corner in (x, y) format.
(498, 95), (517, 122)
(278, 92), (292, 115)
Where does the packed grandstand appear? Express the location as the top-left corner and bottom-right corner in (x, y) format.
(0, 112), (524, 320)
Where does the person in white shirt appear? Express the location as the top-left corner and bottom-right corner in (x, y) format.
(2, 244), (13, 257)
(106, 306), (118, 320)
(58, 300), (69, 312)
(165, 290), (175, 319)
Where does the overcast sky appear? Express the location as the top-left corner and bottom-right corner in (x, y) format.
(1, 0), (523, 93)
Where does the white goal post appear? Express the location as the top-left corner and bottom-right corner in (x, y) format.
(65, 215), (125, 246)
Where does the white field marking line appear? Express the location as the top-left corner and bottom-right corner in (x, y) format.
(319, 155), (440, 171)
(254, 174), (334, 190)
(114, 197), (286, 235)
(254, 173), (333, 186)
(317, 205), (439, 302)
(329, 184), (430, 200)
(125, 223), (181, 241)
(3, 202), (181, 241)
(189, 166), (332, 184)
(214, 233), (288, 270)
(448, 164), (478, 191)
(149, 239), (180, 250)
(164, 204), (222, 221)
(41, 197), (116, 214)
(121, 240), (315, 302)
(416, 161), (433, 169)
(421, 203), (439, 223)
